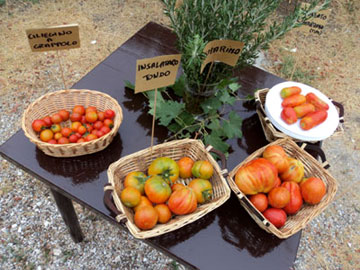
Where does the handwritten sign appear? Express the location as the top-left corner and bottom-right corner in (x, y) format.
(200, 40), (244, 73)
(297, 4), (331, 36)
(26, 24), (80, 52)
(135, 54), (182, 93)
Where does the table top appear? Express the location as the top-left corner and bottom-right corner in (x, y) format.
(0, 22), (300, 270)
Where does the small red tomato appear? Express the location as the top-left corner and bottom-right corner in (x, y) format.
(51, 113), (63, 124)
(74, 132), (82, 139)
(77, 138), (86, 143)
(73, 105), (85, 115)
(86, 106), (97, 114)
(58, 109), (70, 121)
(50, 124), (61, 133)
(103, 119), (114, 128)
(40, 129), (53, 142)
(85, 134), (98, 141)
(93, 120), (103, 130)
(91, 129), (98, 136)
(54, 132), (62, 140)
(95, 130), (104, 138)
(48, 139), (57, 144)
(58, 137), (70, 144)
(70, 112), (82, 122)
(71, 121), (82, 132)
(100, 125), (111, 134)
(42, 116), (53, 127)
(85, 123), (93, 133)
(61, 127), (72, 138)
(105, 109), (115, 119)
(85, 111), (98, 123)
(77, 125), (87, 135)
(80, 115), (87, 124)
(69, 134), (78, 143)
(97, 111), (105, 121)
(32, 119), (46, 132)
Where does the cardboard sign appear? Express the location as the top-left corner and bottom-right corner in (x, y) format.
(135, 54), (182, 93)
(26, 24), (80, 52)
(297, 3), (331, 36)
(200, 40), (244, 73)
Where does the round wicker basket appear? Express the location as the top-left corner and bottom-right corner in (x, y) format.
(22, 89), (123, 157)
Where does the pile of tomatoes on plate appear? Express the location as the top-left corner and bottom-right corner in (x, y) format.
(117, 156), (215, 230)
(31, 105), (116, 144)
(235, 144), (326, 228)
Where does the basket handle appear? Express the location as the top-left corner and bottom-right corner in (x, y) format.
(237, 192), (271, 227)
(330, 100), (344, 123)
(103, 184), (127, 224)
(205, 145), (228, 177)
(300, 143), (330, 169)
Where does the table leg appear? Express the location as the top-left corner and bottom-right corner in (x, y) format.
(50, 188), (84, 243)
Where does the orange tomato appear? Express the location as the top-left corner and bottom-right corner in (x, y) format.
(124, 171), (148, 195)
(268, 187), (290, 209)
(85, 134), (98, 141)
(51, 113), (63, 124)
(40, 129), (53, 142)
(54, 132), (62, 140)
(61, 127), (72, 138)
(280, 158), (304, 183)
(134, 205), (158, 230)
(85, 106), (97, 114)
(73, 105), (85, 115)
(85, 111), (98, 123)
(154, 204), (172, 224)
(188, 178), (213, 204)
(249, 193), (268, 213)
(300, 177), (326, 205)
(191, 160), (213, 180)
(177, 157), (194, 178)
(167, 187), (197, 215)
(263, 145), (289, 173)
(171, 183), (185, 192)
(71, 121), (82, 132)
(144, 176), (171, 204)
(58, 109), (70, 121)
(134, 196), (153, 212)
(120, 186), (141, 208)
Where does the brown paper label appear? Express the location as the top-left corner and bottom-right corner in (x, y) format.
(26, 24), (80, 52)
(200, 40), (244, 74)
(297, 4), (331, 36)
(135, 54), (182, 93)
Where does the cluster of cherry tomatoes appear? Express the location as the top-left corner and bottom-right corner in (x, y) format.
(31, 105), (116, 144)
(117, 156), (214, 231)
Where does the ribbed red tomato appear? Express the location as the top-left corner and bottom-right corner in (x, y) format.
(263, 145), (289, 173)
(280, 158), (304, 183)
(168, 187), (197, 215)
(281, 181), (303, 214)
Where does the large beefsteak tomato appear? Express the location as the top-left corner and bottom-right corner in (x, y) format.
(148, 157), (179, 185)
(167, 187), (197, 215)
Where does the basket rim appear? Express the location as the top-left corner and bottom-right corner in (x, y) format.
(21, 89), (123, 150)
(107, 139), (231, 239)
(227, 138), (338, 239)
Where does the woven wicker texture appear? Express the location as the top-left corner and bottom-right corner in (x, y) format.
(227, 138), (338, 239)
(107, 139), (231, 239)
(255, 89), (344, 143)
(22, 89), (123, 157)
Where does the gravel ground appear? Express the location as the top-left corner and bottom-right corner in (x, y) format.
(1, 1), (359, 270)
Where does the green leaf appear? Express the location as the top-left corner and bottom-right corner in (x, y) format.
(172, 75), (186, 97)
(223, 111), (243, 139)
(168, 122), (182, 133)
(124, 80), (135, 90)
(156, 100), (185, 126)
(218, 90), (236, 105)
(203, 133), (230, 154)
(177, 111), (195, 126)
(228, 82), (241, 93)
(200, 97), (222, 114)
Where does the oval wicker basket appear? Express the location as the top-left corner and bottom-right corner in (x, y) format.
(22, 89), (123, 157)
(105, 139), (231, 239)
(227, 138), (338, 239)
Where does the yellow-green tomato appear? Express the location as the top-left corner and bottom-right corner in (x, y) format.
(123, 171), (148, 195)
(188, 178), (213, 204)
(191, 160), (214, 180)
(148, 157), (179, 185)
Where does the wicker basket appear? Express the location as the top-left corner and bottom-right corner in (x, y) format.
(105, 139), (231, 239)
(227, 138), (338, 239)
(255, 88), (344, 143)
(22, 89), (123, 157)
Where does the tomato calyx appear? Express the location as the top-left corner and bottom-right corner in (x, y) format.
(135, 175), (150, 184)
(157, 168), (174, 185)
(201, 189), (213, 202)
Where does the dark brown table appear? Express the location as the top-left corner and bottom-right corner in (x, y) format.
(0, 22), (302, 270)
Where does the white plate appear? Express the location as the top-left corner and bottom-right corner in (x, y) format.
(264, 81), (339, 142)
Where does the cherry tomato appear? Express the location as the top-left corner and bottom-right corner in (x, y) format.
(85, 134), (98, 141)
(40, 129), (54, 142)
(58, 109), (70, 121)
(32, 119), (46, 132)
(100, 126), (110, 134)
(50, 124), (61, 133)
(77, 125), (87, 135)
(91, 129), (98, 136)
(69, 134), (78, 143)
(97, 111), (105, 121)
(58, 137), (70, 144)
(48, 139), (57, 144)
(77, 138), (86, 143)
(54, 132), (62, 140)
(80, 115), (87, 124)
(70, 112), (82, 122)
(95, 130), (104, 138)
(105, 109), (115, 119)
(74, 132), (82, 139)
(73, 105), (85, 115)
(42, 116), (53, 127)
(85, 123), (93, 133)
(103, 119), (114, 128)
(93, 121), (103, 130)
(85, 111), (98, 123)
(61, 127), (72, 138)
(51, 113), (63, 124)
(86, 106), (97, 114)
(71, 121), (82, 132)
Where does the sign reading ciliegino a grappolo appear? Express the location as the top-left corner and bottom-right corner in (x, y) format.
(135, 54), (182, 93)
(26, 24), (80, 52)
